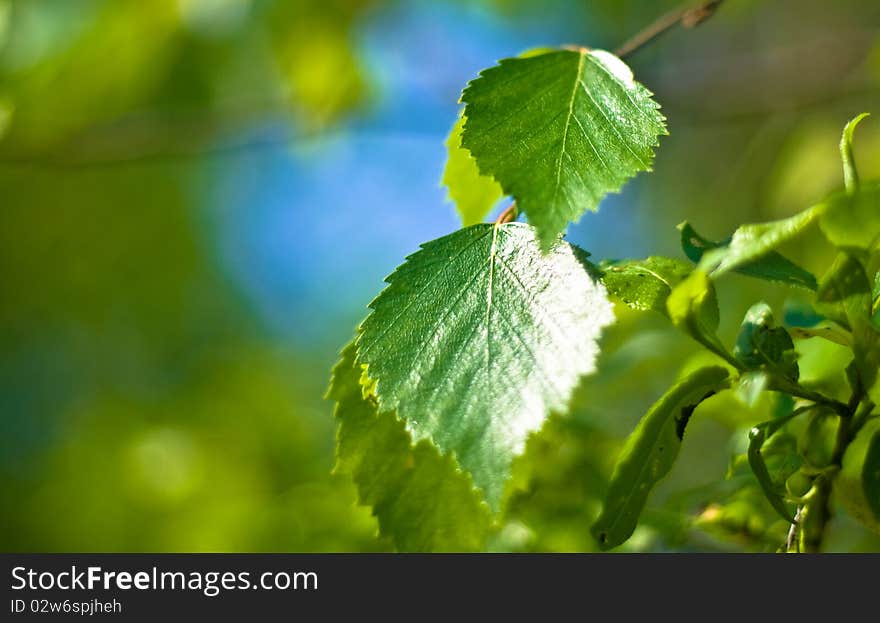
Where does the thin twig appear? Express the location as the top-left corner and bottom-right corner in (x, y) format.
(615, 1), (726, 59)
(785, 506), (803, 553)
(767, 376), (851, 417)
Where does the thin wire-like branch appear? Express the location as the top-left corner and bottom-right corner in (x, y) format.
(615, 0), (725, 59)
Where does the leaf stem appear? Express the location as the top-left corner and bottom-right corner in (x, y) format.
(495, 202), (519, 225)
(693, 333), (743, 372)
(766, 376), (851, 417)
(615, 1), (726, 59)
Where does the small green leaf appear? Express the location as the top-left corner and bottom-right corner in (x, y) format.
(442, 113), (504, 226)
(788, 325), (853, 347)
(591, 366), (729, 550)
(329, 342), (491, 551)
(461, 48), (666, 249)
(799, 409), (839, 470)
(817, 183), (880, 252)
(840, 113), (870, 194)
(600, 256), (692, 315)
(666, 270), (731, 363)
(679, 220), (818, 290)
(748, 414), (799, 523)
(816, 254), (880, 392)
(357, 222), (614, 510)
(734, 302), (799, 382)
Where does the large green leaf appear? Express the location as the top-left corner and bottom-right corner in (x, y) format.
(329, 342), (491, 551)
(734, 302), (799, 382)
(442, 113), (504, 226)
(591, 366), (729, 550)
(356, 222), (614, 509)
(679, 220), (818, 290)
(600, 256), (692, 315)
(461, 48), (666, 249)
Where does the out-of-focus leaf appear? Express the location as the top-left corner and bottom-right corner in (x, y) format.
(788, 325), (853, 347)
(818, 183), (880, 252)
(600, 256), (691, 315)
(857, 426), (880, 524)
(748, 413), (800, 523)
(0, 1), (179, 151)
(837, 418), (880, 533)
(442, 113), (504, 226)
(799, 408), (839, 470)
(873, 272), (880, 324)
(329, 342), (491, 552)
(734, 302), (799, 382)
(679, 220), (818, 290)
(269, 7), (368, 128)
(736, 371), (768, 407)
(694, 488), (790, 550)
(816, 254), (880, 392)
(591, 366), (729, 550)
(356, 223), (614, 510)
(666, 270), (726, 358)
(839, 113), (870, 194)
(461, 48), (666, 249)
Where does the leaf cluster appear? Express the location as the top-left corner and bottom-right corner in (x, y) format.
(330, 40), (880, 552)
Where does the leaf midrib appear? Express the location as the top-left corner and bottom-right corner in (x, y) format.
(551, 50), (586, 212)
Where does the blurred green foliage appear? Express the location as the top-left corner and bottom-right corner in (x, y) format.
(1, 0), (880, 552)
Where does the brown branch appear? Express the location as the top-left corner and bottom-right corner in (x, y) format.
(615, 0), (725, 59)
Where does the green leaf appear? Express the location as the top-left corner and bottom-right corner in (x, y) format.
(461, 48), (666, 249)
(600, 256), (692, 315)
(736, 370), (768, 407)
(858, 422), (880, 523)
(800, 408), (839, 470)
(329, 342), (491, 551)
(748, 413), (800, 523)
(442, 113), (504, 226)
(734, 302), (799, 382)
(873, 272), (880, 323)
(816, 254), (872, 328)
(840, 113), (870, 194)
(817, 183), (880, 252)
(591, 366), (729, 550)
(666, 270), (731, 363)
(679, 220), (818, 290)
(356, 222), (615, 510)
(838, 418), (880, 532)
(816, 254), (880, 392)
(789, 325), (853, 347)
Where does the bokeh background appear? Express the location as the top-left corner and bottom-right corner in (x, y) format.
(2, 0), (880, 552)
